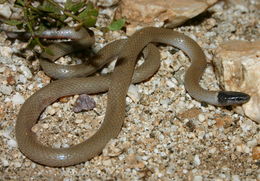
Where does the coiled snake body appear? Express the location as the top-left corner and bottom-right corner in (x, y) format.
(13, 27), (250, 167)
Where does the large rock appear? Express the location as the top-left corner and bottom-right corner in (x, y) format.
(115, 0), (218, 34)
(214, 40), (260, 123)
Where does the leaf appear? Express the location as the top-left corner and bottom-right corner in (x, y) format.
(14, 0), (24, 7)
(65, 0), (85, 13)
(27, 38), (38, 49)
(3, 19), (23, 26)
(77, 2), (98, 27)
(38, 1), (60, 14)
(108, 19), (125, 31)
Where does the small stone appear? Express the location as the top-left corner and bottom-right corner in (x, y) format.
(127, 84), (140, 103)
(59, 96), (70, 103)
(193, 175), (203, 181)
(198, 114), (205, 122)
(75, 119), (83, 124)
(103, 159), (112, 166)
(20, 65), (32, 79)
(194, 155), (201, 166)
(17, 75), (27, 84)
(236, 144), (250, 153)
(0, 84), (13, 95)
(31, 124), (41, 133)
(232, 175), (240, 181)
(166, 79), (176, 88)
(0, 67), (5, 72)
(0, 4), (12, 18)
(13, 161), (22, 168)
(7, 139), (17, 148)
(1, 158), (9, 167)
(7, 76), (16, 85)
(42, 123), (49, 129)
(46, 107), (56, 115)
(11, 93), (25, 105)
(252, 146), (260, 160)
(73, 94), (96, 113)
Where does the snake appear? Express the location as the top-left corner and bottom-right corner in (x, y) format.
(11, 27), (250, 167)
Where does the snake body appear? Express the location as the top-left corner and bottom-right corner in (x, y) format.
(14, 27), (250, 167)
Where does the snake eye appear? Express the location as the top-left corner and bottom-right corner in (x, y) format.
(217, 91), (250, 106)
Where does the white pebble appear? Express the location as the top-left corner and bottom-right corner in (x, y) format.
(209, 147), (216, 154)
(198, 114), (205, 122)
(14, 161), (22, 168)
(75, 119), (83, 124)
(0, 4), (12, 18)
(46, 107), (56, 115)
(103, 159), (112, 166)
(0, 84), (13, 95)
(0, 67), (5, 72)
(20, 65), (32, 79)
(7, 139), (17, 148)
(63, 178), (73, 181)
(236, 144), (250, 153)
(194, 155), (201, 166)
(166, 79), (176, 88)
(193, 175), (203, 181)
(0, 47), (13, 58)
(160, 98), (170, 107)
(17, 74), (27, 84)
(232, 175), (240, 181)
(42, 123), (49, 129)
(1, 158), (9, 167)
(127, 84), (140, 102)
(12, 93), (25, 105)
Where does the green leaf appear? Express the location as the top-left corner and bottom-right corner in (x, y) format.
(78, 2), (98, 27)
(3, 19), (23, 26)
(14, 0), (24, 7)
(38, 1), (60, 13)
(108, 19), (125, 31)
(27, 38), (38, 49)
(65, 0), (85, 13)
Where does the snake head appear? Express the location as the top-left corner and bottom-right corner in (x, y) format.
(217, 91), (250, 106)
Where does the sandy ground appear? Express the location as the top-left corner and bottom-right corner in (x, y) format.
(0, 1), (259, 180)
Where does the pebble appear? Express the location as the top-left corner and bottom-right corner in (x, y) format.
(127, 84), (140, 103)
(252, 146), (260, 160)
(232, 175), (240, 181)
(13, 161), (22, 168)
(46, 106), (56, 115)
(20, 65), (32, 79)
(166, 79), (176, 88)
(7, 139), (17, 148)
(1, 158), (9, 167)
(11, 93), (25, 105)
(73, 94), (96, 113)
(193, 175), (203, 181)
(0, 4), (12, 18)
(236, 144), (250, 153)
(103, 159), (112, 166)
(0, 67), (5, 72)
(75, 119), (83, 124)
(17, 74), (27, 84)
(0, 84), (13, 95)
(194, 155), (201, 166)
(198, 114), (206, 122)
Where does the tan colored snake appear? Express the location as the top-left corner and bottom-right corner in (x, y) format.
(11, 27), (250, 167)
